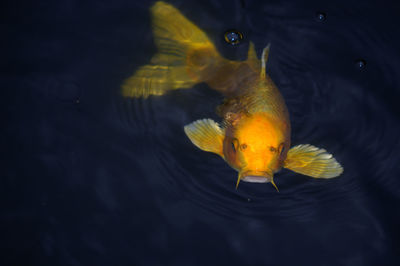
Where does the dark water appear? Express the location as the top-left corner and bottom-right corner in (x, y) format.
(3, 0), (400, 265)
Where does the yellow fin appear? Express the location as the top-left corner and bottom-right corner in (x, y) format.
(246, 42), (260, 71)
(236, 174), (241, 189)
(270, 178), (279, 192)
(122, 1), (217, 98)
(283, 144), (343, 178)
(122, 64), (196, 98)
(260, 43), (270, 79)
(184, 119), (225, 157)
(150, 1), (214, 52)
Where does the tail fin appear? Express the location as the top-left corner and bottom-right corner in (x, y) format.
(122, 1), (219, 98)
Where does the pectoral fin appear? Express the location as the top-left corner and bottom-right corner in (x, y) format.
(283, 144), (343, 178)
(184, 119), (225, 157)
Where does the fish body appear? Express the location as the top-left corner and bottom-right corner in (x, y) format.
(123, 1), (343, 190)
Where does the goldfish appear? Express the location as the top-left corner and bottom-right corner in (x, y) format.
(122, 1), (343, 190)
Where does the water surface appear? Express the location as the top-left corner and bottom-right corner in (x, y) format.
(3, 0), (400, 265)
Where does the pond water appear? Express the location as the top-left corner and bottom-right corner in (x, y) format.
(3, 0), (400, 265)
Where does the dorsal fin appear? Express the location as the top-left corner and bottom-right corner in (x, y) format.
(246, 42), (260, 72)
(260, 43), (270, 79)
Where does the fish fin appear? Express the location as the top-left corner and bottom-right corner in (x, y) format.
(270, 177), (279, 192)
(184, 119), (225, 157)
(122, 1), (218, 98)
(283, 144), (343, 178)
(246, 41), (260, 71)
(260, 43), (270, 79)
(236, 174), (241, 189)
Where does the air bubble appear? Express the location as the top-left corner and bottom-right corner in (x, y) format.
(316, 12), (326, 21)
(355, 59), (366, 69)
(224, 30), (243, 45)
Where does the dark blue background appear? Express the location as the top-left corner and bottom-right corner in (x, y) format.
(2, 0), (400, 265)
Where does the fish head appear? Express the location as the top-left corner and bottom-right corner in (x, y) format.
(223, 113), (289, 188)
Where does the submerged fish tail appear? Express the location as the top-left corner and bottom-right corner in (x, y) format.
(122, 1), (222, 98)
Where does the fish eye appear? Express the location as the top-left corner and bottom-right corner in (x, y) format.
(240, 143), (247, 150)
(270, 146), (277, 153)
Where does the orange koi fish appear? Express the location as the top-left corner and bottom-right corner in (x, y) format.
(122, 1), (343, 190)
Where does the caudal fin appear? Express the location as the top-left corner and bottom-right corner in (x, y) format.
(122, 1), (219, 98)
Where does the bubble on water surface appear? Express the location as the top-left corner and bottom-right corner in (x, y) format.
(224, 30), (243, 45)
(316, 12), (326, 21)
(355, 59), (367, 69)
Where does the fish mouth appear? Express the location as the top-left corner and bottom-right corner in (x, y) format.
(240, 171), (272, 183)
